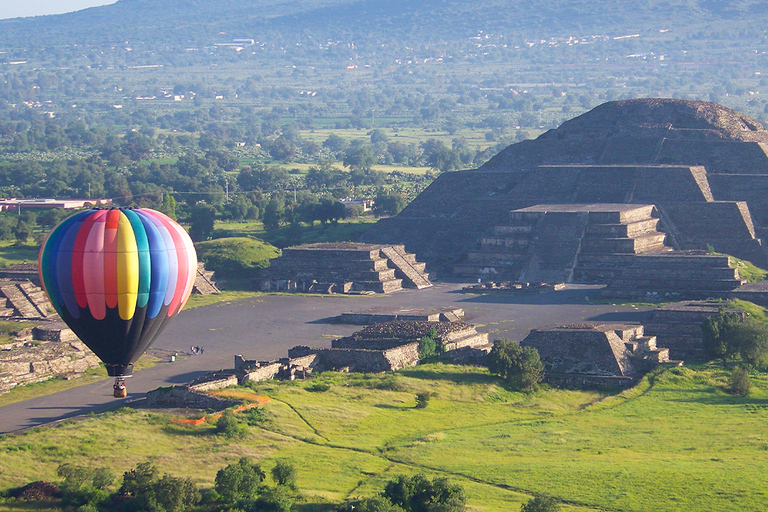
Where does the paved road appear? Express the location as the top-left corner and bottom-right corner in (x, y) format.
(0, 283), (652, 434)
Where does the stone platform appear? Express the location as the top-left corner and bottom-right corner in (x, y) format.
(259, 242), (431, 294)
(338, 307), (464, 324)
(456, 203), (670, 283)
(521, 323), (675, 389)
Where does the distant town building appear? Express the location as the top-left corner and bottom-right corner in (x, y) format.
(339, 198), (375, 212)
(0, 198), (112, 212)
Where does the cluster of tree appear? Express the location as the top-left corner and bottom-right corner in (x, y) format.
(486, 338), (544, 392)
(6, 457), (301, 512)
(339, 474), (466, 512)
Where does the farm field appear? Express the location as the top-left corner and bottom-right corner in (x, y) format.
(1, 363), (766, 511)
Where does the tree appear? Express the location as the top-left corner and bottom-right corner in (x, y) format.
(702, 311), (743, 364)
(520, 495), (561, 512)
(384, 474), (465, 512)
(339, 497), (405, 512)
(736, 319), (768, 369)
(188, 202), (216, 242)
(373, 190), (406, 216)
(263, 196), (286, 231)
(343, 145), (377, 171)
(216, 410), (248, 439)
(160, 193), (178, 220)
(271, 460), (298, 489)
(487, 338), (544, 392)
(215, 457), (266, 504)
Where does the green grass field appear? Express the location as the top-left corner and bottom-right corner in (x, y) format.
(1, 364), (766, 511)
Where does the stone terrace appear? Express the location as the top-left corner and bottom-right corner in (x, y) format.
(521, 323), (673, 389)
(259, 242), (431, 294)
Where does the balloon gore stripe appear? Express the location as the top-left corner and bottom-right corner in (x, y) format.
(38, 208), (197, 377)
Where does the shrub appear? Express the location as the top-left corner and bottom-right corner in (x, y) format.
(383, 474), (466, 512)
(520, 495), (561, 512)
(487, 338), (544, 392)
(414, 392), (431, 409)
(217, 410), (248, 439)
(702, 311), (744, 363)
(338, 497), (405, 512)
(728, 366), (752, 396)
(418, 327), (438, 359)
(271, 460), (298, 490)
(119, 462), (200, 512)
(254, 484), (294, 512)
(307, 382), (331, 392)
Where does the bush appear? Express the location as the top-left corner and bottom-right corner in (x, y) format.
(216, 410), (249, 439)
(383, 474), (465, 512)
(254, 485), (294, 512)
(414, 392), (431, 409)
(338, 497), (405, 512)
(271, 460), (298, 490)
(487, 338), (544, 392)
(418, 328), (438, 359)
(196, 237), (280, 277)
(118, 462), (200, 512)
(520, 495), (561, 512)
(728, 366), (752, 396)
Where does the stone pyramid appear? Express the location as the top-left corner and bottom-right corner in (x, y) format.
(362, 99), (768, 275)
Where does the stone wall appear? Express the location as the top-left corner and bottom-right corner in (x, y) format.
(144, 385), (239, 410)
(0, 338), (101, 395)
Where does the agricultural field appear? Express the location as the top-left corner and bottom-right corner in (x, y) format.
(1, 363), (766, 512)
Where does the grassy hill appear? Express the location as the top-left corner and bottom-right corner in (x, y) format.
(1, 363), (767, 512)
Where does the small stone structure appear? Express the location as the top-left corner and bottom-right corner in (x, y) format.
(521, 323), (674, 389)
(643, 301), (746, 359)
(338, 307), (465, 324)
(0, 322), (100, 394)
(193, 262), (220, 295)
(144, 373), (241, 409)
(259, 242), (431, 294)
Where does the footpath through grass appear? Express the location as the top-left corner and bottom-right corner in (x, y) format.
(1, 364), (767, 512)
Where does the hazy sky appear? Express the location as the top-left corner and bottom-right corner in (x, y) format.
(0, 0), (116, 20)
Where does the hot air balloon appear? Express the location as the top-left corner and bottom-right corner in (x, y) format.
(38, 208), (197, 398)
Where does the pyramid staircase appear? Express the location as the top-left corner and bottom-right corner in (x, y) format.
(0, 281), (51, 319)
(261, 243), (430, 294)
(455, 204), (671, 283)
(193, 262), (221, 295)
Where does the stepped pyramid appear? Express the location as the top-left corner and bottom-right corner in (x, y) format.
(521, 323), (673, 388)
(363, 99), (768, 294)
(259, 243), (431, 294)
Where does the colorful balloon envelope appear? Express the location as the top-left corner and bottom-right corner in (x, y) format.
(38, 208), (197, 379)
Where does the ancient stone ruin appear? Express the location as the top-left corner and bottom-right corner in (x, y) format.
(363, 99), (768, 297)
(0, 280), (53, 320)
(644, 300), (747, 360)
(193, 262), (220, 295)
(0, 323), (101, 394)
(259, 242), (431, 294)
(521, 323), (675, 388)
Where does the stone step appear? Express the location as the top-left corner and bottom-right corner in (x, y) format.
(481, 237), (531, 250)
(356, 279), (403, 294)
(466, 251), (528, 263)
(380, 246), (432, 289)
(442, 332), (490, 351)
(581, 233), (667, 254)
(494, 225), (535, 236)
(633, 254), (733, 268)
(607, 277), (745, 292)
(588, 205), (656, 225)
(584, 218), (660, 238)
(619, 266), (740, 280)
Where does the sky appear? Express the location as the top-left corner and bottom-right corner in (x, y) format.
(0, 0), (116, 20)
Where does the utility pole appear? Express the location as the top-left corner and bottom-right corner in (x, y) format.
(225, 179), (229, 203)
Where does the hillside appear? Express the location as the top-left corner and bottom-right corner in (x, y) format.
(1, 0), (768, 51)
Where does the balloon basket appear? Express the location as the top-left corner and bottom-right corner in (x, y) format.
(113, 377), (127, 399)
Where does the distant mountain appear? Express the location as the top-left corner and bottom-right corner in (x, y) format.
(2, 0), (767, 51)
